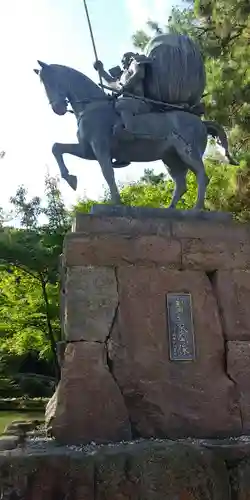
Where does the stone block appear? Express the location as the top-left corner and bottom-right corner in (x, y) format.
(72, 213), (172, 237)
(47, 342), (132, 444)
(65, 266), (118, 341)
(0, 442), (230, 500)
(172, 219), (250, 241)
(182, 239), (250, 270)
(57, 213), (250, 443)
(94, 442), (229, 500)
(232, 459), (250, 500)
(214, 270), (250, 340)
(64, 234), (181, 268)
(227, 341), (250, 432)
(108, 267), (241, 438)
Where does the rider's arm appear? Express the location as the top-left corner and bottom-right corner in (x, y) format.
(100, 68), (118, 84)
(94, 61), (122, 89)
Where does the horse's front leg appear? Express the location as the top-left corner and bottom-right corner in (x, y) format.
(90, 140), (121, 205)
(52, 142), (92, 191)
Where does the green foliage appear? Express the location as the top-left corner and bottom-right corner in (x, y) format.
(72, 197), (101, 215)
(0, 267), (58, 359)
(140, 168), (167, 185)
(132, 30), (151, 50)
(121, 161), (239, 213)
(0, 176), (71, 384)
(74, 161), (243, 216)
(195, 0), (250, 154)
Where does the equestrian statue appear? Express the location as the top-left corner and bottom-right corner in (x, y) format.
(34, 33), (236, 210)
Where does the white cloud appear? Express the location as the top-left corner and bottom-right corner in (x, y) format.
(126, 0), (172, 31)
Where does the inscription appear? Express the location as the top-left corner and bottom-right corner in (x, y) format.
(166, 293), (195, 361)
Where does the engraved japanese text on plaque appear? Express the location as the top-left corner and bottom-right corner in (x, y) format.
(166, 293), (195, 361)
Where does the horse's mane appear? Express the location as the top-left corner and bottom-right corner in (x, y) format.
(46, 64), (104, 99)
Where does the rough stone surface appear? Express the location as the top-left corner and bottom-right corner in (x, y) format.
(215, 271), (250, 341)
(172, 219), (250, 241)
(65, 216), (250, 272)
(73, 214), (172, 236)
(0, 454), (94, 500)
(231, 459), (250, 500)
(108, 267), (241, 438)
(182, 239), (250, 270)
(65, 234), (181, 268)
(0, 442), (230, 500)
(56, 341), (66, 366)
(45, 387), (58, 428)
(48, 342), (132, 444)
(94, 442), (229, 500)
(65, 266), (118, 341)
(60, 214), (250, 443)
(227, 341), (250, 432)
(200, 436), (250, 463)
(73, 213), (249, 241)
(59, 254), (66, 339)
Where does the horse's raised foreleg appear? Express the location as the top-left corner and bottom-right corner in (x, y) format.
(90, 140), (121, 205)
(52, 142), (94, 191)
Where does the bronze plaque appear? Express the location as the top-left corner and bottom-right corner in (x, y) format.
(166, 293), (195, 361)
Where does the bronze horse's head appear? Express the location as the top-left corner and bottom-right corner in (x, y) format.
(34, 60), (68, 116)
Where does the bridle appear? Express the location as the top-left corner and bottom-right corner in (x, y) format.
(49, 94), (115, 115)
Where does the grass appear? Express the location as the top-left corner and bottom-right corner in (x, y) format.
(0, 411), (44, 434)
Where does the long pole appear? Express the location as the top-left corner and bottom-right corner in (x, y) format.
(82, 0), (104, 91)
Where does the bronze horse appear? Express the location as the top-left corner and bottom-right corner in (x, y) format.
(35, 60), (235, 209)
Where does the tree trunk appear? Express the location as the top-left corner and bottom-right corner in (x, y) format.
(40, 277), (60, 381)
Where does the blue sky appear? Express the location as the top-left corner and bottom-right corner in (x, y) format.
(0, 0), (175, 209)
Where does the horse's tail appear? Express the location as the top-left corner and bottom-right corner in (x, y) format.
(203, 120), (238, 166)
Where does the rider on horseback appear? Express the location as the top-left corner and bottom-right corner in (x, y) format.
(94, 43), (205, 140)
(94, 52), (152, 136)
(94, 51), (149, 97)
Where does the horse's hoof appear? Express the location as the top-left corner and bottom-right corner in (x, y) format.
(67, 175), (77, 191)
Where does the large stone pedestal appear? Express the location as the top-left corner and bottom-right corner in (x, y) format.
(47, 208), (250, 444)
